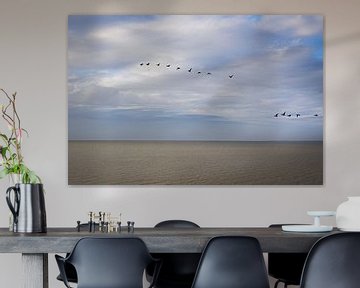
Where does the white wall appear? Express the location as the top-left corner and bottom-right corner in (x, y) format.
(0, 0), (360, 287)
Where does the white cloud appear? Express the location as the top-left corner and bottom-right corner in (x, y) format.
(258, 15), (323, 37)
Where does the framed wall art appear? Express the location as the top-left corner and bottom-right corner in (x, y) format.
(68, 15), (323, 185)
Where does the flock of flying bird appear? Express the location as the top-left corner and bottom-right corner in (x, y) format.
(274, 112), (320, 118)
(139, 62), (235, 78)
(139, 62), (321, 119)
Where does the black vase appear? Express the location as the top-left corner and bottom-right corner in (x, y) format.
(6, 183), (47, 233)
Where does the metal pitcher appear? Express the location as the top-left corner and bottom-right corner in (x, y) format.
(6, 183), (47, 233)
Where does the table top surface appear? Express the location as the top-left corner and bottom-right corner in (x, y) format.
(0, 227), (340, 253)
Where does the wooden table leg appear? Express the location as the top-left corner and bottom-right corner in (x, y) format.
(22, 253), (48, 288)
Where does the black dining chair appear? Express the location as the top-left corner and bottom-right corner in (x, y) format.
(268, 224), (308, 288)
(56, 262), (77, 284)
(191, 236), (270, 288)
(300, 232), (360, 288)
(146, 220), (201, 288)
(55, 237), (161, 288)
(56, 223), (99, 284)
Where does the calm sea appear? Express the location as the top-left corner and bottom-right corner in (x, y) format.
(68, 141), (323, 185)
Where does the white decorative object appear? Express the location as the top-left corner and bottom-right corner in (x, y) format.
(282, 225), (332, 232)
(282, 211), (335, 233)
(336, 197), (360, 231)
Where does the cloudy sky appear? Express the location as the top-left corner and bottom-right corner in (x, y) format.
(68, 15), (323, 141)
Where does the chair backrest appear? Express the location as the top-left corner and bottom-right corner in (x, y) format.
(151, 220), (201, 287)
(67, 237), (154, 288)
(191, 236), (270, 288)
(155, 220), (200, 228)
(300, 232), (360, 288)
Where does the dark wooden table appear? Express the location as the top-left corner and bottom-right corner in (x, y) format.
(0, 227), (338, 288)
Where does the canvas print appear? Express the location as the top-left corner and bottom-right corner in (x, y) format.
(68, 15), (323, 185)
